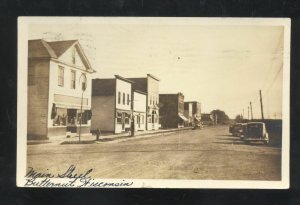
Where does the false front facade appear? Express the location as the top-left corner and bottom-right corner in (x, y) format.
(28, 39), (94, 140)
(128, 74), (160, 130)
(92, 75), (133, 134)
(184, 101), (202, 126)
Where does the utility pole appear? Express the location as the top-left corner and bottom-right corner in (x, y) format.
(248, 106), (250, 120)
(259, 90), (264, 120)
(250, 101), (253, 121)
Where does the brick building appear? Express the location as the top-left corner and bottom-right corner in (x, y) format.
(159, 93), (188, 128)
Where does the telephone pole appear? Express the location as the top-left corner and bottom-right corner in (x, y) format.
(250, 101), (253, 120)
(248, 106), (249, 120)
(259, 90), (264, 120)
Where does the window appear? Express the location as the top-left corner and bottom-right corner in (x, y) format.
(127, 94), (130, 105)
(116, 112), (122, 124)
(123, 93), (125, 105)
(53, 108), (67, 126)
(71, 70), (76, 89)
(58, 66), (64, 86)
(124, 113), (130, 124)
(77, 110), (88, 125)
(80, 73), (87, 91)
(118, 92), (121, 104)
(150, 95), (152, 105)
(140, 115), (144, 124)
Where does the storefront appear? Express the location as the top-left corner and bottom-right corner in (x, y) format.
(115, 109), (131, 133)
(49, 103), (91, 137)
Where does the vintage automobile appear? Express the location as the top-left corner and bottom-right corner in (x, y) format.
(244, 122), (269, 144)
(229, 123), (235, 133)
(239, 123), (247, 139)
(231, 123), (244, 136)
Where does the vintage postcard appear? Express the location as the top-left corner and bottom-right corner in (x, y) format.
(17, 17), (290, 188)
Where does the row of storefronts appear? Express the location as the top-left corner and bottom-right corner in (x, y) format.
(27, 39), (200, 140)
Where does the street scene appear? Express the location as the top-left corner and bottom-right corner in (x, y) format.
(27, 125), (281, 180)
(18, 18), (289, 187)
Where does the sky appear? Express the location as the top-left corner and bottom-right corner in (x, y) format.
(28, 21), (284, 119)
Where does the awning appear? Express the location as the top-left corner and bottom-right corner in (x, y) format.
(178, 114), (188, 121)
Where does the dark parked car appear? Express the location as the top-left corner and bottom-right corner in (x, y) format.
(244, 122), (269, 144)
(232, 123), (244, 136)
(239, 123), (247, 139)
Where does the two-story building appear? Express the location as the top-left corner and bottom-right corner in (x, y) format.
(184, 101), (202, 126)
(159, 93), (188, 128)
(133, 90), (147, 131)
(91, 75), (134, 134)
(128, 74), (160, 130)
(27, 39), (94, 140)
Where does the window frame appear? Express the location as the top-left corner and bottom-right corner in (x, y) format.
(123, 92), (125, 105)
(71, 70), (76, 89)
(58, 66), (64, 87)
(118, 92), (121, 104)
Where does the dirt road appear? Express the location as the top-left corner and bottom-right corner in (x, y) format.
(27, 125), (281, 180)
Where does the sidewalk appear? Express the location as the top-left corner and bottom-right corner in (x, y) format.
(27, 127), (193, 145)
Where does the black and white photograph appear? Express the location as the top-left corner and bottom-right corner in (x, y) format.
(17, 17), (290, 188)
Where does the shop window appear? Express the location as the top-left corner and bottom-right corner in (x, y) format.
(140, 115), (144, 124)
(148, 116), (152, 123)
(53, 108), (67, 126)
(124, 113), (130, 124)
(58, 66), (64, 87)
(71, 70), (76, 89)
(116, 112), (122, 124)
(67, 109), (77, 125)
(77, 110), (88, 125)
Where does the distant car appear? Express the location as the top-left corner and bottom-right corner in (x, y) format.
(232, 123), (244, 136)
(244, 122), (269, 144)
(193, 122), (203, 130)
(239, 124), (247, 139)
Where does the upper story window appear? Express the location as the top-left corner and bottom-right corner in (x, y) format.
(80, 73), (87, 91)
(71, 70), (76, 89)
(127, 94), (130, 105)
(123, 93), (125, 105)
(118, 92), (121, 104)
(72, 48), (76, 64)
(150, 95), (152, 105)
(58, 66), (64, 87)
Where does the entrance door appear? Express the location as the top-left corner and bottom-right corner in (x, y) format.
(122, 113), (125, 130)
(137, 115), (141, 129)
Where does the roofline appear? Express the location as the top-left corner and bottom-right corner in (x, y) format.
(115, 75), (135, 84)
(184, 101), (200, 103)
(134, 89), (147, 95)
(147, 74), (160, 81)
(159, 92), (184, 96)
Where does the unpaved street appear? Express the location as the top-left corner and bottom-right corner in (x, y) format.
(27, 126), (281, 180)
